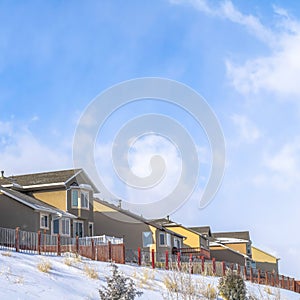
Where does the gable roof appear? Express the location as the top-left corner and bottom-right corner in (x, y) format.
(213, 231), (250, 241)
(252, 246), (279, 260)
(210, 241), (253, 260)
(0, 187), (76, 218)
(0, 169), (99, 192)
(154, 218), (209, 241)
(189, 226), (212, 237)
(94, 198), (186, 239)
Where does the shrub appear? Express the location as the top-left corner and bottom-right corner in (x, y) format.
(84, 264), (98, 279)
(37, 259), (51, 273)
(99, 263), (143, 300)
(218, 269), (247, 300)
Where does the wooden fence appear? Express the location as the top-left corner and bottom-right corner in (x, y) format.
(125, 247), (300, 294)
(0, 226), (125, 264)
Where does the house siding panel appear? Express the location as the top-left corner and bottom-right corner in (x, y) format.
(0, 193), (40, 232)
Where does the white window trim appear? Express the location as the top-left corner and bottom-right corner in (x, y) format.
(73, 220), (84, 237)
(88, 222), (94, 237)
(61, 218), (71, 236)
(51, 217), (71, 237)
(80, 190), (89, 210)
(40, 213), (49, 230)
(71, 188), (80, 209)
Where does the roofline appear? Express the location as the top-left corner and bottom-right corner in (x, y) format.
(252, 246), (280, 260)
(93, 198), (186, 239)
(211, 242), (253, 260)
(0, 188), (77, 218)
(163, 223), (208, 240)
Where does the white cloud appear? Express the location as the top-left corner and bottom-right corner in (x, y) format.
(0, 120), (71, 175)
(231, 114), (261, 143)
(253, 138), (300, 189)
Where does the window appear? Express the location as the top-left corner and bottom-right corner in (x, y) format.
(80, 190), (89, 209)
(142, 232), (153, 247)
(166, 233), (171, 247)
(61, 218), (70, 236)
(71, 189), (79, 207)
(88, 222), (94, 237)
(73, 221), (84, 237)
(52, 218), (70, 236)
(53, 219), (59, 234)
(174, 237), (181, 249)
(40, 214), (49, 229)
(159, 232), (165, 246)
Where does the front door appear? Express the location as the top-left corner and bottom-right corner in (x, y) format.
(73, 221), (84, 237)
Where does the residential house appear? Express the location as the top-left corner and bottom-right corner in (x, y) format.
(189, 226), (212, 239)
(209, 240), (254, 269)
(155, 218), (210, 259)
(93, 198), (185, 260)
(0, 186), (76, 234)
(252, 246), (279, 273)
(0, 169), (98, 237)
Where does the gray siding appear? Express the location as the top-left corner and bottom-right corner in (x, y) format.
(211, 249), (246, 265)
(0, 194), (40, 232)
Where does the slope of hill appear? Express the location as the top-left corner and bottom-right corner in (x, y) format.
(0, 249), (299, 300)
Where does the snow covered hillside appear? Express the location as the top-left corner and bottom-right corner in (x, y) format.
(0, 249), (299, 300)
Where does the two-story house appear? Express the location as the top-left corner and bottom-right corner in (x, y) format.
(0, 169), (98, 237)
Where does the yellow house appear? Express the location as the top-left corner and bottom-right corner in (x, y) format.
(252, 246), (279, 273)
(93, 199), (185, 258)
(154, 218), (210, 259)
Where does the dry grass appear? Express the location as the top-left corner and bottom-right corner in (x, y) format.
(37, 259), (52, 273)
(1, 251), (12, 257)
(84, 264), (98, 279)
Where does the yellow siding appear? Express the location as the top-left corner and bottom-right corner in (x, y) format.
(226, 243), (247, 255)
(93, 201), (117, 212)
(149, 225), (157, 252)
(252, 247), (277, 263)
(33, 190), (66, 211)
(165, 226), (199, 248)
(210, 245), (224, 250)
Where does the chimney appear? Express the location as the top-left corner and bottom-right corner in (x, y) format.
(118, 199), (122, 208)
(0, 170), (4, 178)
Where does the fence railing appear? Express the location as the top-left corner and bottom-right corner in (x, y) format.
(0, 226), (125, 264)
(1, 226), (299, 294)
(125, 247), (300, 294)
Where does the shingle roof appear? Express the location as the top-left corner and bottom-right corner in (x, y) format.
(213, 231), (250, 241)
(189, 226), (212, 237)
(0, 169), (82, 187)
(0, 187), (76, 218)
(94, 198), (186, 239)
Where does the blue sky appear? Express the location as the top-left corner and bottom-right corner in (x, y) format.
(1, 0), (300, 278)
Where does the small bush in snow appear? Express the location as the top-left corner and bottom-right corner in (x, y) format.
(84, 264), (98, 279)
(218, 269), (247, 300)
(37, 259), (51, 273)
(99, 263), (143, 300)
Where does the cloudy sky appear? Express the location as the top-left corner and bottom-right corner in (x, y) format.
(1, 0), (300, 278)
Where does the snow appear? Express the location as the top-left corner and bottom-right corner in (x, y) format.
(0, 249), (299, 300)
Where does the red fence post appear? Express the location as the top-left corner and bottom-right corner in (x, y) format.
(151, 249), (155, 269)
(38, 231), (41, 255)
(237, 264), (241, 276)
(189, 254), (193, 274)
(91, 238), (95, 260)
(57, 234), (61, 256)
(282, 275), (285, 289)
(108, 241), (112, 261)
(276, 273), (279, 287)
(138, 247), (141, 266)
(122, 244), (125, 264)
(177, 251), (181, 270)
(243, 266), (247, 280)
(258, 269), (261, 284)
(266, 272), (269, 286)
(165, 250), (169, 270)
(271, 274), (275, 287)
(222, 261), (226, 276)
(201, 256), (205, 273)
(292, 278), (295, 292)
(76, 235), (79, 255)
(212, 258), (216, 275)
(15, 227), (19, 252)
(287, 277), (290, 290)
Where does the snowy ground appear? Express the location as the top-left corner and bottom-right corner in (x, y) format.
(0, 249), (299, 300)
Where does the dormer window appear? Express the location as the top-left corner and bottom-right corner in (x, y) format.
(81, 190), (89, 209)
(71, 189), (79, 207)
